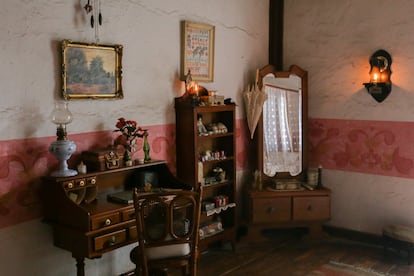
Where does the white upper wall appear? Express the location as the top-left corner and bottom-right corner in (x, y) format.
(284, 0), (414, 121)
(284, 0), (414, 234)
(0, 0), (268, 140)
(0, 1), (268, 275)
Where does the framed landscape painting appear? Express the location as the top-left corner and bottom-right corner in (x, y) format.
(61, 40), (123, 100)
(181, 21), (215, 82)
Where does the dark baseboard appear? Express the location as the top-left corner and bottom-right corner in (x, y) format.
(323, 224), (384, 247)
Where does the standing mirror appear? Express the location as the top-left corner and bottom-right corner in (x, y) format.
(256, 64), (308, 185)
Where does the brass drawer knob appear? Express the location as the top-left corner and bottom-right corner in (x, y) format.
(104, 218), (112, 226)
(79, 180), (85, 186)
(67, 182), (74, 189)
(105, 236), (116, 247)
(109, 236), (116, 246)
(90, 178), (97, 185)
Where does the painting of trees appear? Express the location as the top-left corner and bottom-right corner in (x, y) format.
(65, 46), (116, 94)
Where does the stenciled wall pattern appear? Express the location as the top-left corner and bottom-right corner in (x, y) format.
(6, 116), (414, 229)
(0, 125), (174, 228)
(309, 118), (413, 177)
(0, 120), (249, 229)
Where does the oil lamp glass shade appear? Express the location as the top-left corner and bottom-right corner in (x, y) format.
(50, 101), (73, 125)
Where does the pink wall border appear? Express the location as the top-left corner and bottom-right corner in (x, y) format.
(0, 120), (249, 229)
(309, 118), (414, 178)
(3, 117), (413, 229)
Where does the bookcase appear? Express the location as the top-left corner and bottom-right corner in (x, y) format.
(175, 97), (237, 251)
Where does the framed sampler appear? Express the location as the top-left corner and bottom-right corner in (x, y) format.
(61, 40), (123, 100)
(181, 21), (215, 82)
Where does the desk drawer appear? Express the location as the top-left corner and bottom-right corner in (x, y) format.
(251, 197), (291, 224)
(121, 208), (136, 221)
(293, 196), (330, 221)
(91, 213), (121, 230)
(94, 229), (127, 251)
(129, 225), (138, 241)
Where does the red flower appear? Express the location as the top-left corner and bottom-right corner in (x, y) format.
(114, 118), (145, 152)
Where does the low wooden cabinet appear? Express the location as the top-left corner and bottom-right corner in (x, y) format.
(293, 194), (330, 221)
(42, 160), (189, 276)
(248, 188), (331, 239)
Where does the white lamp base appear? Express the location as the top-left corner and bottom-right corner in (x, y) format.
(49, 139), (78, 177)
(50, 168), (78, 178)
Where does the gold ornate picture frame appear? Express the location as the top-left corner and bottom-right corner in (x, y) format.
(61, 40), (123, 100)
(181, 21), (215, 82)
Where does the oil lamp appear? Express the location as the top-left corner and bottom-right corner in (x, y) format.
(363, 49), (392, 103)
(48, 101), (77, 177)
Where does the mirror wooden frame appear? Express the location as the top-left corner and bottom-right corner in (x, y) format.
(255, 64), (308, 185)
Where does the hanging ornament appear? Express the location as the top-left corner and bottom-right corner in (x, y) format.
(84, 0), (93, 13)
(84, 0), (94, 28)
(82, 0), (102, 41)
(98, 0), (103, 25)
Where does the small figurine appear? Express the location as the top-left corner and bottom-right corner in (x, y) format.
(216, 122), (228, 133)
(197, 115), (208, 135)
(185, 69), (192, 93)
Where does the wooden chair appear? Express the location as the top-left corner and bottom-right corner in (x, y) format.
(130, 187), (202, 276)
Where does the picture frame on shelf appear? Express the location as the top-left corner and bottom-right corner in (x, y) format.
(61, 40), (123, 100)
(181, 21), (215, 82)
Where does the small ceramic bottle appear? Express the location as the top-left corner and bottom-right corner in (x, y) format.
(143, 130), (151, 162)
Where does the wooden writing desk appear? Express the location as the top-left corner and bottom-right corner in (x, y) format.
(42, 160), (190, 276)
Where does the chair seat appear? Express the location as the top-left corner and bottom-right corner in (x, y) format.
(131, 243), (190, 261)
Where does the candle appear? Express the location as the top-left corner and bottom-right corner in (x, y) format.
(77, 162), (87, 174)
(316, 165), (323, 189)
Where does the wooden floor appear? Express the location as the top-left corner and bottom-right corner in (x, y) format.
(196, 228), (414, 276)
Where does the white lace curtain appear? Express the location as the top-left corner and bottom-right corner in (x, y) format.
(262, 84), (302, 176)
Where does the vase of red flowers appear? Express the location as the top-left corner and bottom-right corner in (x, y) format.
(114, 117), (146, 166)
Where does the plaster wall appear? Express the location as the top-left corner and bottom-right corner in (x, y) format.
(285, 0), (414, 234)
(0, 0), (267, 141)
(0, 0), (268, 275)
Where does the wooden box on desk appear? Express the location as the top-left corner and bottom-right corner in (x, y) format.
(82, 148), (124, 172)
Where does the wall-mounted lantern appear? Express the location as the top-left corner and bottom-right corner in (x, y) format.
(363, 49), (392, 103)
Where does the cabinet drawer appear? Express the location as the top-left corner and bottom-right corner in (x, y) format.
(293, 196), (330, 221)
(94, 229), (127, 251)
(121, 208), (136, 221)
(91, 213), (121, 230)
(129, 225), (138, 241)
(251, 197), (291, 224)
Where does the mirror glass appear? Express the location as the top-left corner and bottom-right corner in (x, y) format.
(262, 74), (302, 176)
(257, 65), (307, 181)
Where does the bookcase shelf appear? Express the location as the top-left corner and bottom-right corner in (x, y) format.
(175, 97), (237, 252)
